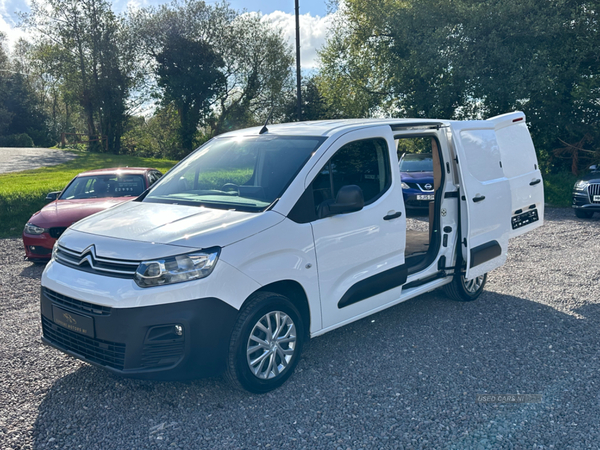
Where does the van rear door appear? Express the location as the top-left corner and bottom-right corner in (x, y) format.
(449, 121), (511, 279)
(487, 112), (545, 238)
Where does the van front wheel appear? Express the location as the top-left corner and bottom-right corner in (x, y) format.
(444, 273), (487, 302)
(226, 292), (304, 393)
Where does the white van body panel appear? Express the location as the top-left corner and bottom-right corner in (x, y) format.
(491, 114), (545, 238)
(448, 122), (511, 279)
(42, 257), (261, 309)
(69, 201), (285, 249)
(306, 126), (407, 329)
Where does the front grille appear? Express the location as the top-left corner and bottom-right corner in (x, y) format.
(405, 182), (419, 189)
(43, 287), (111, 316)
(49, 227), (67, 239)
(416, 183), (434, 192)
(55, 244), (140, 279)
(588, 183), (600, 203)
(42, 316), (126, 370)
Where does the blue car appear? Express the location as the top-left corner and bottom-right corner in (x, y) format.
(399, 153), (435, 210)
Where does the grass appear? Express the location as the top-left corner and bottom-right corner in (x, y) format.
(543, 171), (578, 207)
(0, 150), (177, 238)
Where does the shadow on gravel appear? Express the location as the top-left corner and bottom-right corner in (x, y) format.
(31, 290), (600, 449)
(19, 263), (46, 279)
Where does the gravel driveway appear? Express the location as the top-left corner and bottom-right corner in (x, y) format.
(0, 148), (76, 174)
(1, 208), (599, 450)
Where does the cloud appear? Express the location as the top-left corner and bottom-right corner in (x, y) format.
(261, 10), (334, 70)
(0, 0), (30, 50)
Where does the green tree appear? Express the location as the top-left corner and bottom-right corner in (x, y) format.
(318, 0), (600, 170)
(131, 1), (294, 143)
(23, 0), (136, 152)
(155, 35), (225, 151)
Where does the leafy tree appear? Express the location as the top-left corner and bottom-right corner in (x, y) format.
(155, 35), (225, 151)
(131, 1), (294, 144)
(319, 0), (600, 169)
(22, 0), (137, 152)
(0, 33), (50, 145)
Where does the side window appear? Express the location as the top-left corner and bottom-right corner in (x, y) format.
(312, 138), (391, 214)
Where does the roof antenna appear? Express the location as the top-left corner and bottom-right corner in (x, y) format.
(259, 106), (276, 134)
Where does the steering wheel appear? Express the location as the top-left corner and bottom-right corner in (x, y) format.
(221, 183), (240, 193)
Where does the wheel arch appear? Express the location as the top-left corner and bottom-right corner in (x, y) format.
(242, 280), (312, 339)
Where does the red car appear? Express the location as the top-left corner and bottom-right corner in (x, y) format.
(23, 167), (163, 262)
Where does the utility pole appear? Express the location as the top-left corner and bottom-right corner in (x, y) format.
(295, 0), (302, 121)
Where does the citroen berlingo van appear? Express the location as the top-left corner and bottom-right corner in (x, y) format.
(41, 112), (544, 392)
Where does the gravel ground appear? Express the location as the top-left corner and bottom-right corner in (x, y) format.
(0, 148), (76, 174)
(1, 208), (599, 450)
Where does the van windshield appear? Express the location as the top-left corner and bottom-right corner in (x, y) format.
(143, 135), (325, 212)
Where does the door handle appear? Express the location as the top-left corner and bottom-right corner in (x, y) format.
(472, 195), (486, 203)
(529, 179), (541, 186)
(383, 211), (403, 220)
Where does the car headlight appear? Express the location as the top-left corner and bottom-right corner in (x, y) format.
(24, 223), (47, 235)
(574, 180), (589, 191)
(401, 182), (410, 190)
(135, 248), (220, 288)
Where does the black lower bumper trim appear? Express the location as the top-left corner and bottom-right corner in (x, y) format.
(41, 289), (238, 380)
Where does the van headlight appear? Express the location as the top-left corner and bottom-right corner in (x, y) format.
(135, 248), (220, 288)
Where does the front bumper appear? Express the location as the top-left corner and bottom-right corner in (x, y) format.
(572, 191), (600, 211)
(23, 233), (55, 261)
(40, 287), (238, 380)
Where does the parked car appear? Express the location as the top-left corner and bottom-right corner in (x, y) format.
(23, 167), (163, 262)
(572, 165), (600, 218)
(40, 112), (544, 393)
(399, 153), (435, 209)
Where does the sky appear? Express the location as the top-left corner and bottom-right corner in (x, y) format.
(0, 0), (335, 69)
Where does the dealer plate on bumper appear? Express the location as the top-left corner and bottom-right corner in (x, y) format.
(594, 195), (600, 202)
(511, 209), (539, 230)
(417, 194), (434, 200)
(52, 305), (95, 337)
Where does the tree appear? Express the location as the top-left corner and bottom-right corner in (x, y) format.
(0, 33), (50, 145)
(130, 1), (294, 146)
(318, 0), (600, 169)
(23, 0), (136, 152)
(155, 34), (225, 151)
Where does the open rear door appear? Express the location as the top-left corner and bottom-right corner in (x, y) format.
(449, 121), (511, 279)
(487, 112), (545, 238)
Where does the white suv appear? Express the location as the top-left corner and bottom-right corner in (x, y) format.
(41, 113), (544, 392)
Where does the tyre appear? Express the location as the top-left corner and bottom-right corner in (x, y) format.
(444, 273), (487, 302)
(226, 292), (305, 393)
(575, 209), (594, 219)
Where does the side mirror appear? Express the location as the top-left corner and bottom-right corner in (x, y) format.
(318, 185), (364, 219)
(590, 165), (598, 172)
(45, 191), (60, 201)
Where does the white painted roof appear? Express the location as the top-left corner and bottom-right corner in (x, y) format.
(217, 118), (451, 138)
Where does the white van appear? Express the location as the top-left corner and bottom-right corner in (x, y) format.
(41, 112), (544, 392)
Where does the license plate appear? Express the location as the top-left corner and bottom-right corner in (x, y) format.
(417, 194), (434, 201)
(511, 209), (539, 230)
(52, 305), (94, 337)
(594, 195), (600, 202)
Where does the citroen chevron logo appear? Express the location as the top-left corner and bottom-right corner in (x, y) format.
(78, 245), (97, 267)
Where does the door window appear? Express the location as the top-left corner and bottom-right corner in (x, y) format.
(312, 138), (391, 214)
(459, 130), (504, 182)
